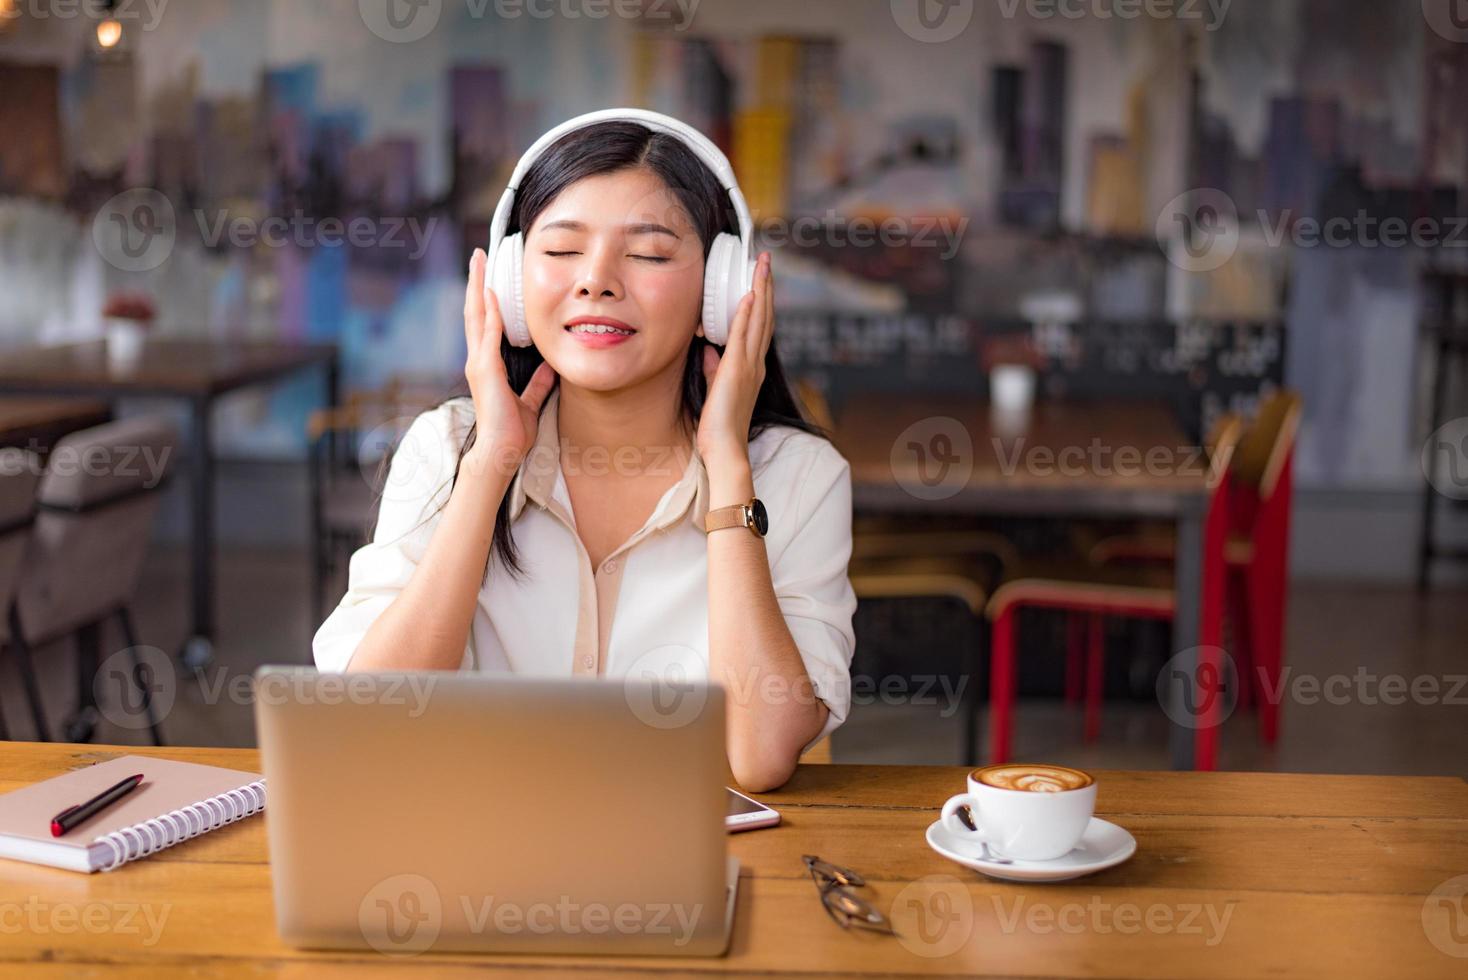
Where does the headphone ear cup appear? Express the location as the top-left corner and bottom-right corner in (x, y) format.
(701, 233), (747, 347)
(489, 233), (532, 347)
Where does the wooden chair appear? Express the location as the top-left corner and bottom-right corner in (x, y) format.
(983, 416), (1245, 770)
(796, 376), (1025, 764)
(309, 377), (450, 624)
(1087, 391), (1302, 742)
(847, 545), (1011, 766)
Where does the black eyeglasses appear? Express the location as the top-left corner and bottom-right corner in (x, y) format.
(802, 855), (893, 934)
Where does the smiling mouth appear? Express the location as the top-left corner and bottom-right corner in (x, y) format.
(565, 323), (637, 336)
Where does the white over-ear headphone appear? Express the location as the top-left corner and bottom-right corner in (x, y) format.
(486, 107), (756, 348)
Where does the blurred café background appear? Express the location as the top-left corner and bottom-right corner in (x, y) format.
(0, 0), (1463, 775)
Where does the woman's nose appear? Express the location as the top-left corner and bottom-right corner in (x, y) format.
(574, 247), (624, 300)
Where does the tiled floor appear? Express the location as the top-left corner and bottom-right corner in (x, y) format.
(4, 545), (1465, 778)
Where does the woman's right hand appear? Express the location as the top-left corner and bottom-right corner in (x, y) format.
(463, 247), (557, 475)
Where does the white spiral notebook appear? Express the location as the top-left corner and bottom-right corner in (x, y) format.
(0, 755), (265, 873)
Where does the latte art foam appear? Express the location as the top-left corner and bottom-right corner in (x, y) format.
(976, 764), (1093, 793)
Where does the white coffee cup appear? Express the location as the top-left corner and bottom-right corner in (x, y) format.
(940, 763), (1096, 862)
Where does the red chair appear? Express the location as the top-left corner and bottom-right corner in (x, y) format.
(1089, 392), (1302, 743)
(983, 416), (1244, 770)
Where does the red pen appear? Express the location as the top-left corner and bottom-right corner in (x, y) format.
(50, 774), (144, 837)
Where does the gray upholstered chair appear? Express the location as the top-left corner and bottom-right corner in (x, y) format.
(12, 417), (180, 745)
(0, 448), (48, 740)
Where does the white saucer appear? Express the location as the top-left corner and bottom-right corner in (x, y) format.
(925, 817), (1136, 882)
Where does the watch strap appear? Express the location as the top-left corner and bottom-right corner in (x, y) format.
(702, 503), (748, 534)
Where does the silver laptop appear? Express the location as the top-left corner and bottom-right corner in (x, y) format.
(253, 667), (738, 956)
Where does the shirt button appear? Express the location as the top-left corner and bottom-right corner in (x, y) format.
(582, 656), (595, 669)
(602, 559), (618, 574)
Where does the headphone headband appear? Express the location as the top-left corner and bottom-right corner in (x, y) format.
(488, 107), (753, 263)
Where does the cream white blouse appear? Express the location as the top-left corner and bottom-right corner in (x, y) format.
(312, 387), (858, 748)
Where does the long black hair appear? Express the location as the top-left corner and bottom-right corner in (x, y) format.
(445, 120), (827, 581)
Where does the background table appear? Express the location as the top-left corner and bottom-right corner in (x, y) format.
(0, 397), (112, 452)
(0, 742), (1461, 977)
(0, 341), (339, 668)
(831, 394), (1213, 769)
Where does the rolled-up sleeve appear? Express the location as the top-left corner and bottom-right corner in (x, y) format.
(312, 400), (476, 672)
(769, 443), (857, 751)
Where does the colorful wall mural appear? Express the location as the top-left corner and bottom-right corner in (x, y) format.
(0, 0), (1464, 489)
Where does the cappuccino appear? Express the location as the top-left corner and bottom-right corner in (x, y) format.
(975, 764), (1093, 794)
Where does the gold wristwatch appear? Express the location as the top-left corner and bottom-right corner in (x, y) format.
(703, 498), (769, 538)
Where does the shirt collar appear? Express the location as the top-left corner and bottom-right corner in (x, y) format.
(506, 386), (710, 531)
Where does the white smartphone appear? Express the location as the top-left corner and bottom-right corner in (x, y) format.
(725, 788), (780, 832)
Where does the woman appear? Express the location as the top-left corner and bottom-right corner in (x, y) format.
(313, 115), (856, 792)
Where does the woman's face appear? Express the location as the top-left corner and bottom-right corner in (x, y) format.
(521, 168), (706, 392)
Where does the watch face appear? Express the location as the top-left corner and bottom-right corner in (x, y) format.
(749, 498), (769, 536)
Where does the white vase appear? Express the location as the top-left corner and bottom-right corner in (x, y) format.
(104, 317), (148, 369)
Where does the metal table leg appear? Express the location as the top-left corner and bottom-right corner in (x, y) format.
(181, 396), (216, 670)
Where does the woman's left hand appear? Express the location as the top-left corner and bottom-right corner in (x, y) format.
(697, 251), (773, 468)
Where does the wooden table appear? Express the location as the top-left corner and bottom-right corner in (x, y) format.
(0, 341), (339, 668)
(832, 395), (1212, 769)
(0, 743), (1462, 978)
(0, 397), (112, 452)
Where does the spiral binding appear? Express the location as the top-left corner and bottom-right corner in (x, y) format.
(90, 779), (267, 872)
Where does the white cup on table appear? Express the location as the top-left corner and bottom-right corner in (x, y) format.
(940, 763), (1097, 862)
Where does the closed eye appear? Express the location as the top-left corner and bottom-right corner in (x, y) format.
(544, 251), (669, 263)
